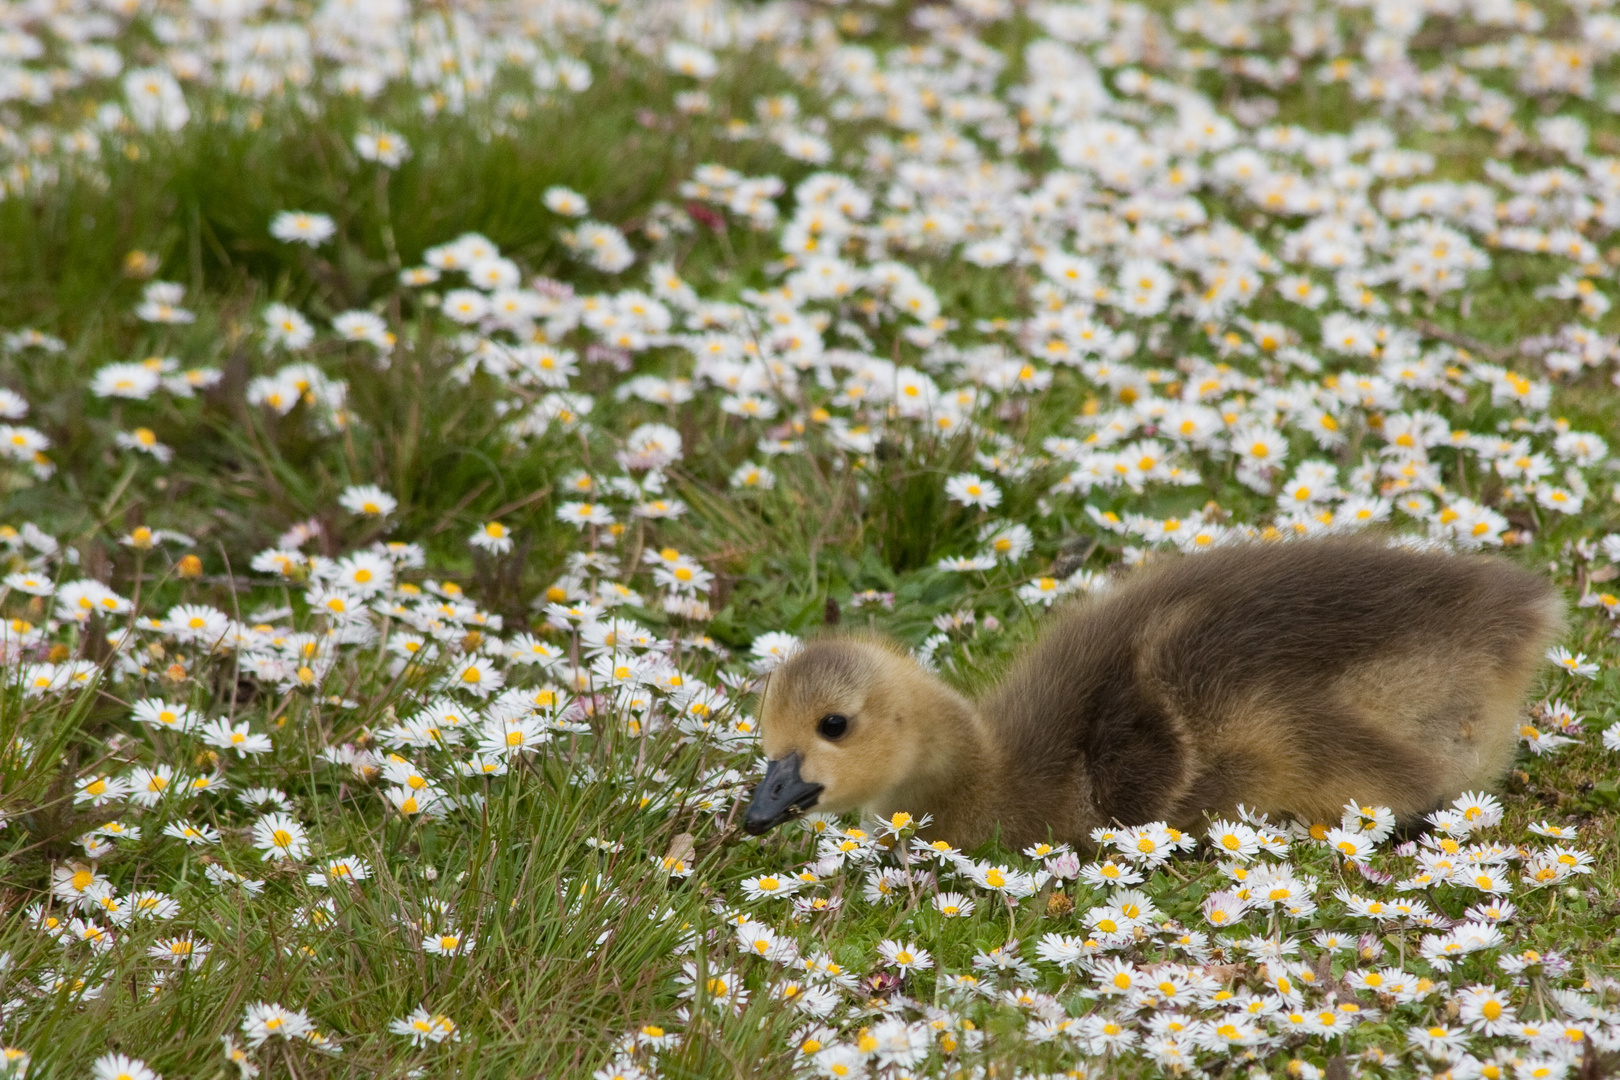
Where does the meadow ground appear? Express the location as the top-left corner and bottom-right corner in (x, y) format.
(3, 0), (1620, 1077)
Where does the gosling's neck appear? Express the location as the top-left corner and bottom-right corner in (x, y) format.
(872, 674), (1002, 847)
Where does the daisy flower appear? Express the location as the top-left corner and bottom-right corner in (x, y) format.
(749, 631), (802, 672)
(163, 820), (220, 846)
(469, 521), (514, 554)
(331, 551), (392, 595)
(148, 934), (209, 966)
(241, 1002), (314, 1047)
(936, 554), (997, 572)
(876, 940), (932, 972)
(1233, 425), (1288, 467)
(1546, 645), (1598, 678)
(70, 755), (132, 795)
(557, 502), (615, 529)
(1520, 722), (1574, 755)
(445, 656), (502, 696)
(1460, 867), (1514, 895)
(735, 920), (788, 961)
(338, 485), (397, 517)
(1453, 790), (1504, 829)
(269, 211), (336, 247)
(333, 310), (394, 349)
(128, 765), (176, 807)
(739, 874), (798, 901)
(220, 1036), (257, 1078)
(442, 289), (489, 324)
(1115, 823), (1176, 865)
(1016, 575), (1069, 605)
(1457, 984), (1517, 1035)
(423, 929), (473, 956)
(1202, 890), (1249, 927)
(306, 856), (371, 887)
(982, 523), (1034, 561)
(1207, 819), (1260, 860)
(1079, 858), (1144, 888)
(543, 186), (589, 217)
(969, 862), (1040, 898)
(4, 570), (54, 595)
(1078, 1015), (1138, 1054)
(665, 41), (718, 79)
(263, 304), (314, 350)
(387, 785), (440, 816)
(199, 718), (273, 758)
(944, 473), (1002, 510)
(114, 428), (173, 462)
(1528, 821), (1577, 841)
(91, 363), (162, 400)
(250, 813), (309, 861)
(1408, 1022), (1470, 1058)
(91, 1054), (159, 1080)
(729, 462), (775, 489)
(1323, 828), (1375, 863)
(354, 130), (410, 167)
(389, 1007), (459, 1046)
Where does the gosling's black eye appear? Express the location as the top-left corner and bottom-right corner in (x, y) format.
(817, 713), (849, 740)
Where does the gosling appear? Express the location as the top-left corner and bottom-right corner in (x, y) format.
(744, 538), (1564, 850)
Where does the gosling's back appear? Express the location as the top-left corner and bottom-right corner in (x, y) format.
(983, 539), (1564, 837)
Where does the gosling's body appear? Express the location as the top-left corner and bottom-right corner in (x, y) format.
(750, 539), (1564, 850)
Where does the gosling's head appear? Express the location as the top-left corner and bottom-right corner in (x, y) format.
(744, 637), (966, 836)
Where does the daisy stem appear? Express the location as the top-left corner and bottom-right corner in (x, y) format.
(375, 169), (401, 272)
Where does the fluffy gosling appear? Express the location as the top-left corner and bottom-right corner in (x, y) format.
(744, 538), (1564, 850)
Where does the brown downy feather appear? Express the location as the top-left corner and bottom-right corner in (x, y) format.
(755, 538), (1564, 850)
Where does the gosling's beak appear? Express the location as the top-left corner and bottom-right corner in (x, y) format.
(744, 752), (823, 835)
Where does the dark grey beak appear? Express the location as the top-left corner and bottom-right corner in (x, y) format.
(744, 753), (823, 835)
